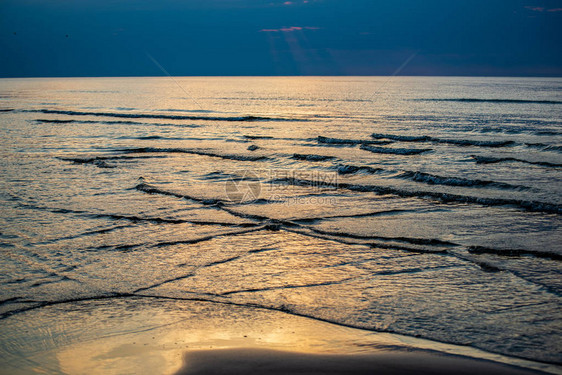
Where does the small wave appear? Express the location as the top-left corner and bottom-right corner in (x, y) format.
(534, 130), (561, 136)
(543, 145), (562, 153)
(415, 98), (562, 105)
(35, 119), (75, 123)
(292, 153), (336, 162)
(119, 147), (268, 162)
(201, 171), (237, 181)
(119, 135), (195, 141)
(291, 209), (414, 224)
(19, 201), (256, 228)
(155, 108), (216, 113)
(464, 127), (562, 137)
(468, 246), (562, 261)
(35, 118), (201, 128)
(0, 109), (14, 112)
(0, 297), (22, 306)
(440, 139), (515, 147)
(471, 155), (562, 168)
(317, 136), (392, 146)
(200, 171), (263, 184)
(307, 227), (455, 248)
(59, 155), (165, 168)
(371, 133), (431, 142)
(360, 144), (432, 155)
(397, 171), (527, 190)
(270, 177), (562, 214)
(136, 181), (223, 206)
(470, 260), (502, 273)
(94, 213), (256, 228)
(371, 133), (515, 148)
(243, 135), (274, 140)
(132, 136), (164, 140)
(60, 157), (116, 169)
(317, 136), (364, 145)
(135, 181), (273, 216)
(525, 143), (562, 153)
(30, 109), (298, 122)
(336, 164), (383, 175)
(478, 127), (523, 135)
(210, 96), (371, 103)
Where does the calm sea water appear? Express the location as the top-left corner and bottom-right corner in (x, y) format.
(0, 77), (561, 364)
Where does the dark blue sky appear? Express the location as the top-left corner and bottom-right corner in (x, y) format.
(1, 0), (561, 77)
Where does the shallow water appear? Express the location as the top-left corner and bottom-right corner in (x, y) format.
(1, 299), (554, 375)
(0, 76), (560, 364)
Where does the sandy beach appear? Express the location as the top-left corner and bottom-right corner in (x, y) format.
(0, 298), (557, 375)
(177, 348), (547, 375)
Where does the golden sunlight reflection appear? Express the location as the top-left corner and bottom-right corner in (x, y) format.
(0, 299), (546, 375)
(51, 300), (391, 375)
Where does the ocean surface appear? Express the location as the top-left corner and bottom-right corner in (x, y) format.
(0, 77), (561, 365)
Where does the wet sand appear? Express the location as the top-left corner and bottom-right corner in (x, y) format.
(177, 348), (547, 375)
(0, 298), (558, 375)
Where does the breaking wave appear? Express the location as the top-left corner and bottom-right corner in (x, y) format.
(397, 171), (528, 190)
(317, 136), (392, 146)
(135, 181), (224, 206)
(29, 109), (298, 122)
(35, 118), (201, 128)
(35, 118), (75, 123)
(243, 135), (275, 140)
(292, 153), (336, 162)
(371, 133), (516, 148)
(525, 143), (562, 153)
(270, 177), (562, 214)
(360, 144), (432, 155)
(336, 164), (384, 175)
(468, 246), (562, 261)
(471, 155), (562, 168)
(414, 98), (562, 105)
(58, 155), (165, 168)
(117, 147), (268, 162)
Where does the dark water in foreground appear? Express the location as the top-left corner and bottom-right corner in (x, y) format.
(0, 77), (560, 364)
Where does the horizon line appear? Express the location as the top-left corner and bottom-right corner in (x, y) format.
(1, 74), (562, 80)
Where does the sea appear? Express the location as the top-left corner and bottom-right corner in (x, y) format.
(0, 76), (560, 367)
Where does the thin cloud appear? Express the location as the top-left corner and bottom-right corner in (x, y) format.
(260, 26), (320, 32)
(524, 6), (562, 12)
(282, 0), (311, 5)
(524, 6), (545, 11)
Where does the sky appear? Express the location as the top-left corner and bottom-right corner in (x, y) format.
(0, 0), (561, 77)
